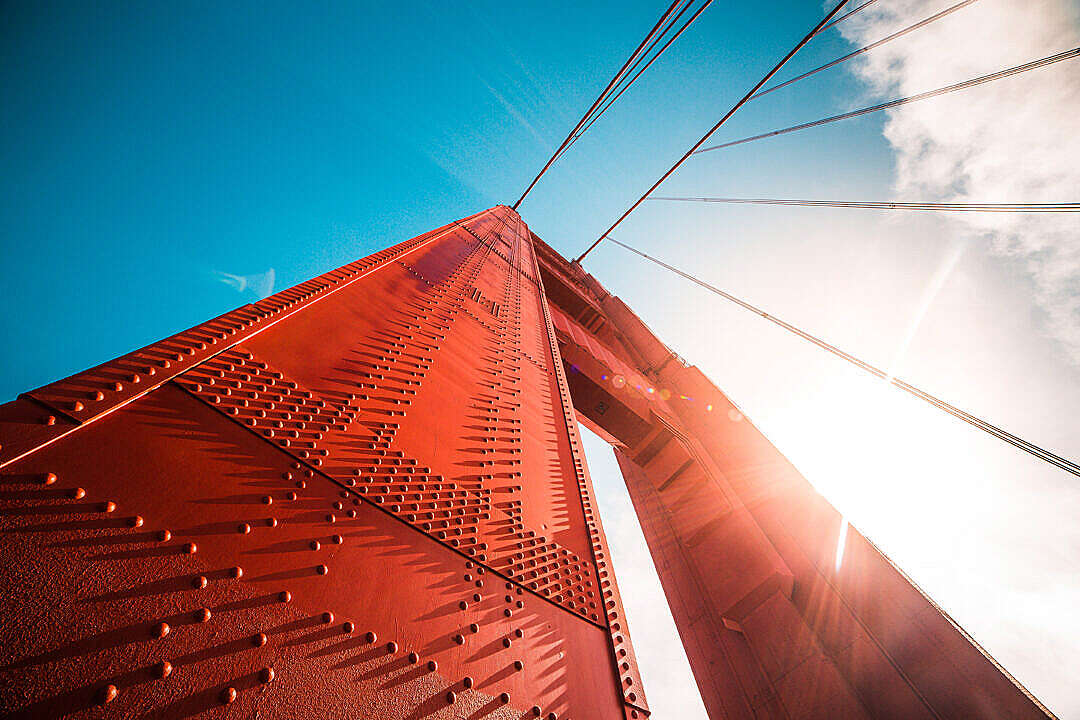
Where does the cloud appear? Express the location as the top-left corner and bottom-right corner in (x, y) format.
(213, 268), (276, 299)
(837, 0), (1080, 363)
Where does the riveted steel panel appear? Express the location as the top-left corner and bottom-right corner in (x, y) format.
(0, 383), (627, 719)
(0, 206), (649, 719)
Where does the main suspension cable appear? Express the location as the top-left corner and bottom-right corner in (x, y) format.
(695, 47), (1080, 154)
(605, 235), (1080, 478)
(512, 0), (682, 211)
(552, 0), (716, 166)
(751, 0), (980, 101)
(576, 1), (850, 263)
(648, 197), (1080, 212)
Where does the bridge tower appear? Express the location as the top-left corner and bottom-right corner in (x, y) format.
(0, 207), (1053, 719)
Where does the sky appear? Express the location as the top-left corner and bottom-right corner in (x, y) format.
(2, 1), (1079, 717)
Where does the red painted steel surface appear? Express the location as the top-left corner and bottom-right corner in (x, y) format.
(0, 207), (647, 719)
(2, 204), (1056, 720)
(533, 236), (1056, 720)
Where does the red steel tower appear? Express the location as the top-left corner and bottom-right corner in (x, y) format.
(0, 207), (1054, 719)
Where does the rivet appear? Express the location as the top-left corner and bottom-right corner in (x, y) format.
(316, 564), (329, 575)
(426, 660), (438, 672)
(230, 565), (243, 578)
(158, 529), (171, 542)
(183, 542), (197, 554)
(259, 667), (275, 683)
(156, 660), (173, 678)
(386, 641), (398, 653)
(365, 631), (377, 643)
(446, 691), (456, 704)
(239, 523), (251, 534)
(499, 692), (510, 704)
(44, 415), (57, 426)
(262, 495), (273, 505)
(154, 622), (171, 638)
(253, 632), (268, 646)
(408, 651), (419, 664)
(192, 575), (208, 589)
(310, 540), (321, 551)
(97, 684), (118, 705)
(42, 472), (58, 485)
(342, 621), (354, 633)
(279, 590), (292, 603)
(130, 515), (144, 528)
(463, 676), (474, 689)
(196, 608), (211, 623)
(267, 517), (278, 527)
(331, 534), (343, 544)
(72, 401), (84, 412)
(321, 611), (334, 624)
(70, 487), (86, 499)
(531, 707), (541, 717)
(220, 687), (237, 704)
(102, 501), (117, 513)
(469, 623), (479, 633)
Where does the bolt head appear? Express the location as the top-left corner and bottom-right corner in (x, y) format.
(98, 684), (118, 705)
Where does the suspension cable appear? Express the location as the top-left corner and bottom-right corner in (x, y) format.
(512, 0), (682, 211)
(604, 235), (1080, 478)
(696, 47), (1080, 154)
(648, 197), (1080, 212)
(751, 0), (980, 101)
(576, 1), (850, 263)
(552, 0), (716, 166)
(509, 1), (678, 211)
(817, 0), (881, 35)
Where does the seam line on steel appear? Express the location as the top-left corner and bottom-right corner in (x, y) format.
(1, 210), (493, 470)
(168, 223), (611, 632)
(527, 215), (650, 712)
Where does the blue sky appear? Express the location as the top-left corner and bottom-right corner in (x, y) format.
(0, 0), (890, 396)
(3, 1), (1079, 717)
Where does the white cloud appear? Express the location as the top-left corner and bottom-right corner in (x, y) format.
(838, 0), (1080, 363)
